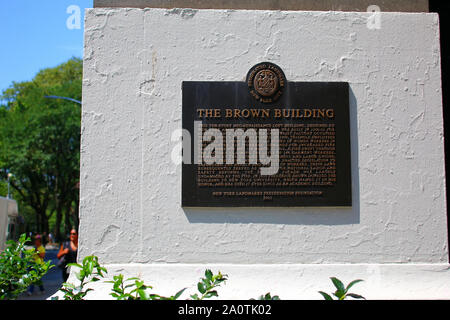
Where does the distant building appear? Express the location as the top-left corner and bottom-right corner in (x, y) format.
(0, 196), (19, 251)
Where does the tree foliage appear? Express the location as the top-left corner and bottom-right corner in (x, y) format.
(0, 57), (82, 239)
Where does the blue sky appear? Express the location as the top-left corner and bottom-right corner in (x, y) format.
(0, 0), (93, 93)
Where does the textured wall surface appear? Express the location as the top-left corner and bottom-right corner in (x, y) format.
(80, 8), (447, 265)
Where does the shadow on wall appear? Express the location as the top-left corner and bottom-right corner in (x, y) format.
(183, 88), (360, 226)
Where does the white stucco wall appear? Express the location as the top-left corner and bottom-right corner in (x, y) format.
(75, 9), (450, 300)
(81, 8), (447, 266)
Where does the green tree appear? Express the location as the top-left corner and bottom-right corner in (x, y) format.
(0, 58), (82, 239)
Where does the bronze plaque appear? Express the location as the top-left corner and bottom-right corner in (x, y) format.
(182, 63), (351, 207)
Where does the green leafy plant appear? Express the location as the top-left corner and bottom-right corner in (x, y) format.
(318, 277), (365, 300)
(51, 253), (368, 301)
(107, 274), (186, 300)
(190, 269), (227, 300)
(0, 234), (53, 300)
(56, 255), (107, 300)
(252, 292), (280, 300)
(107, 275), (145, 300)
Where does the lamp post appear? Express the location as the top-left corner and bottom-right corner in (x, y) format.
(7, 173), (12, 199)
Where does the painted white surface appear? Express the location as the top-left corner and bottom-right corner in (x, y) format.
(80, 6), (447, 273)
(53, 263), (450, 300)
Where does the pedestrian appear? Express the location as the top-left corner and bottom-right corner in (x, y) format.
(26, 234), (45, 296)
(57, 228), (78, 282)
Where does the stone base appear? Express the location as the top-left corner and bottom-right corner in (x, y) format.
(51, 263), (450, 300)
